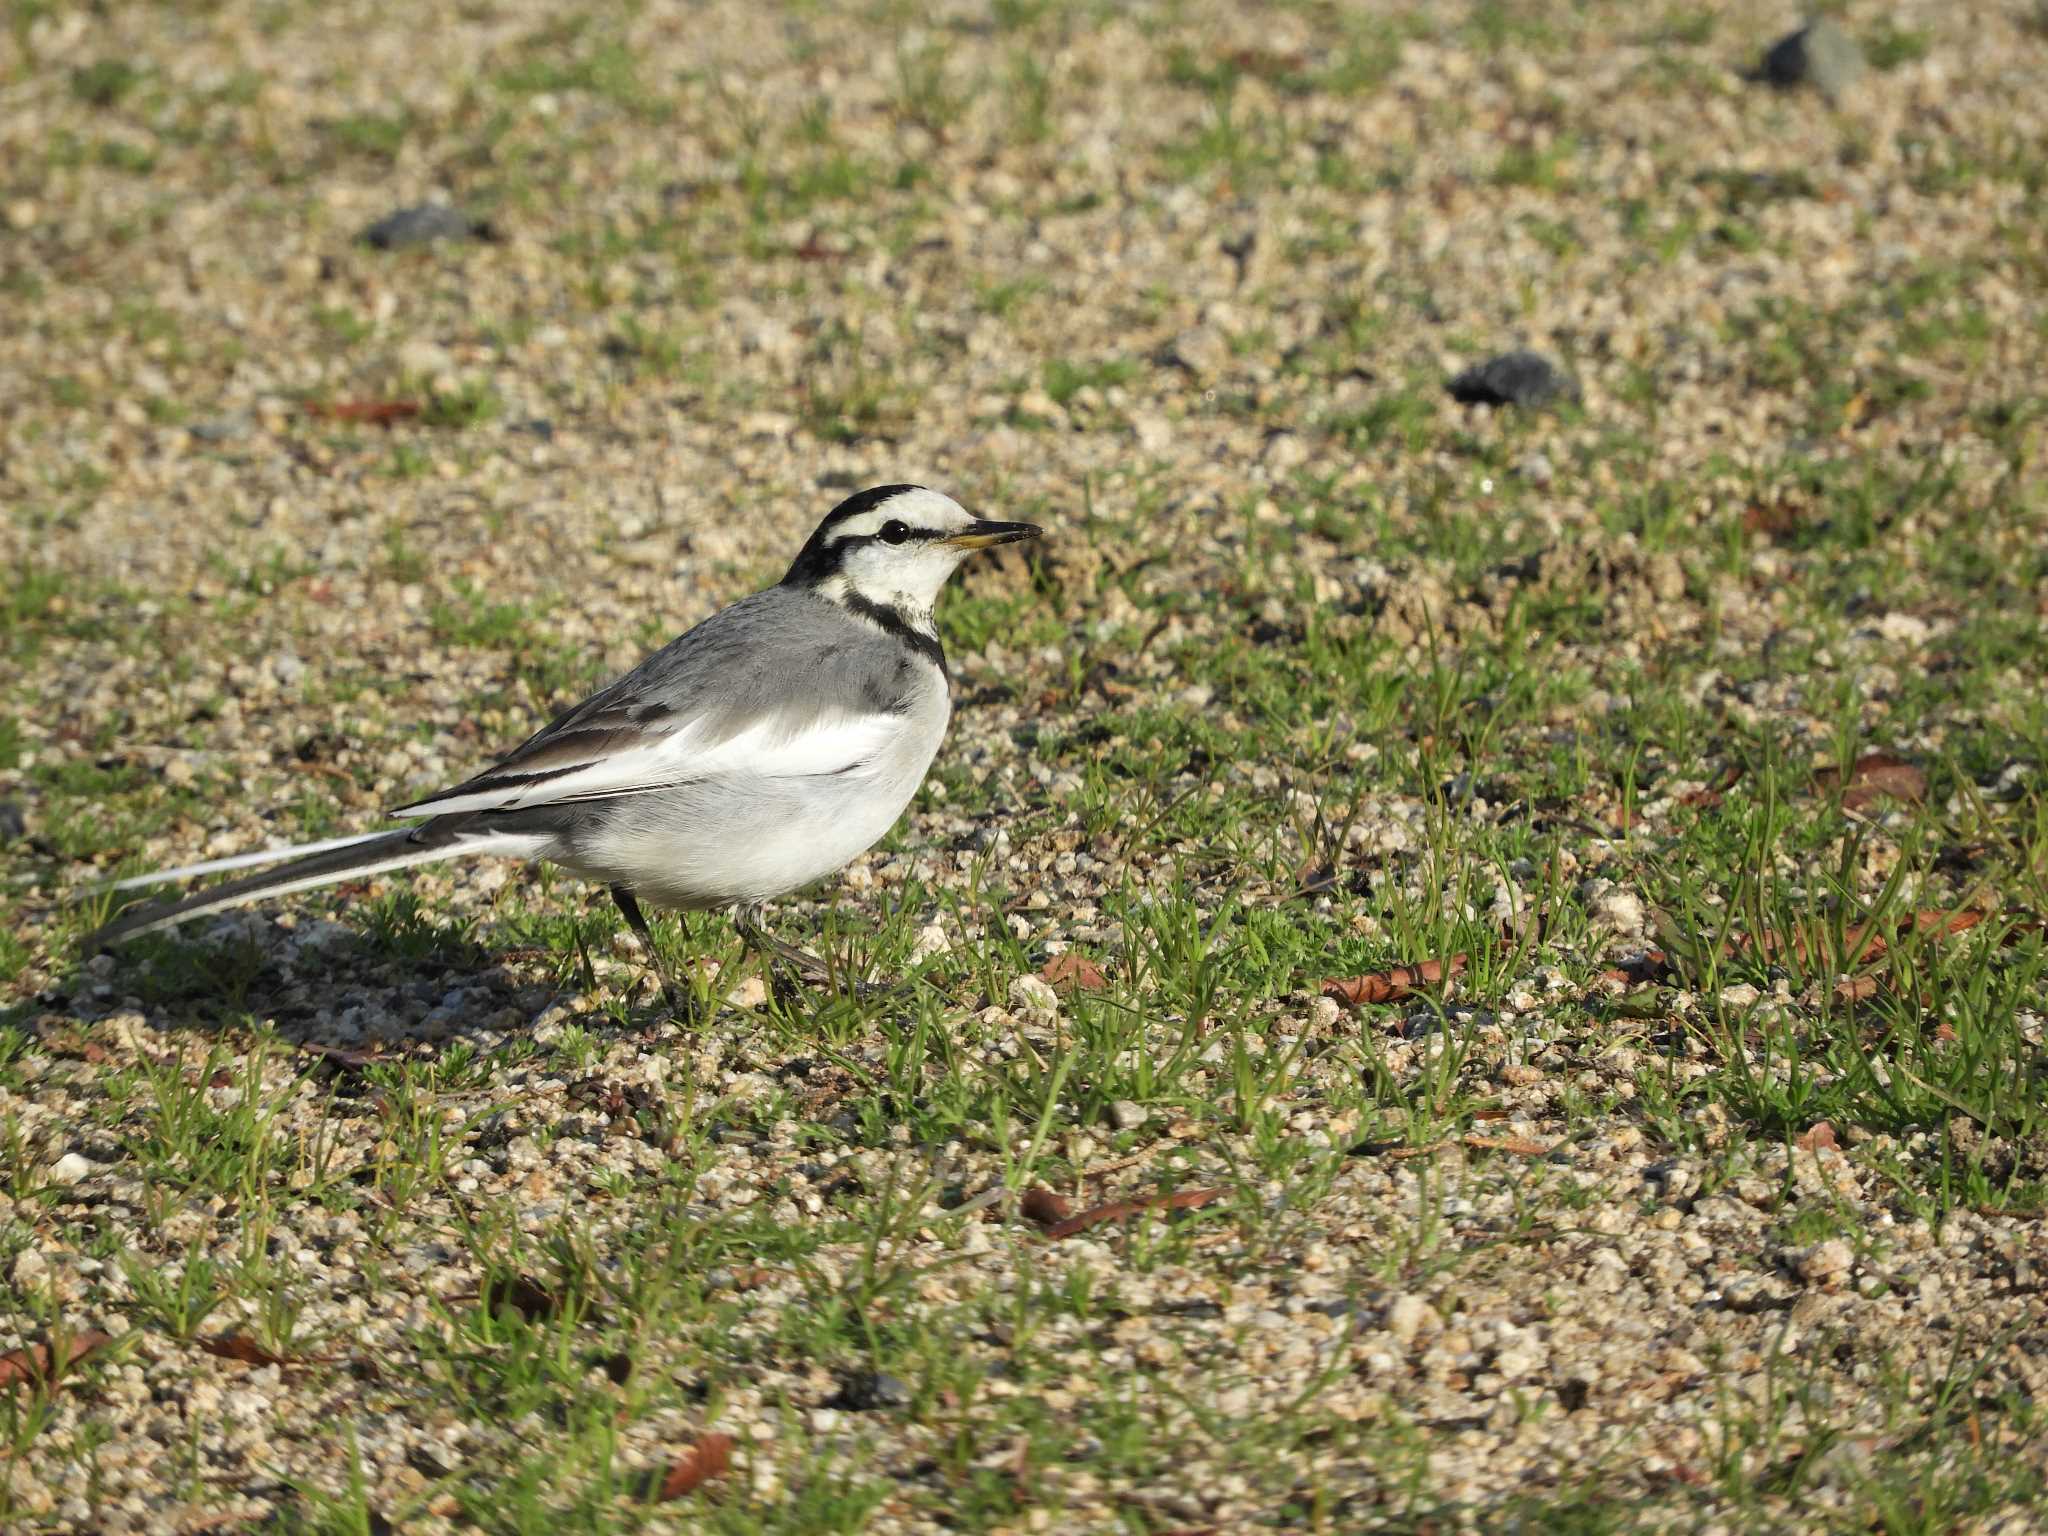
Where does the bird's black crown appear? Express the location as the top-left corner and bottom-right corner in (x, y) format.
(782, 485), (927, 586)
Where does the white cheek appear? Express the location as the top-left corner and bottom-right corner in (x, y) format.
(898, 548), (961, 603)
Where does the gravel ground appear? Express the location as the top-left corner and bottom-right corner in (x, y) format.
(3, 1), (2047, 1531)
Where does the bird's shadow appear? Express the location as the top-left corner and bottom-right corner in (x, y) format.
(27, 891), (929, 1063)
(48, 908), (636, 1056)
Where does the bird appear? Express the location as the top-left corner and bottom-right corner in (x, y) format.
(85, 485), (1042, 1007)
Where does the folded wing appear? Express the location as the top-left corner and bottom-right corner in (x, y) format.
(394, 695), (899, 819)
(395, 588), (918, 821)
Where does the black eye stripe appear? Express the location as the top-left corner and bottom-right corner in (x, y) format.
(829, 525), (945, 547)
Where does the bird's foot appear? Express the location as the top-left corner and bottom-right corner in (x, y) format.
(732, 907), (909, 1006)
(734, 906), (824, 978)
(759, 963), (907, 1010)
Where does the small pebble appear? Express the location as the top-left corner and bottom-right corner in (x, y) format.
(1721, 1275), (1783, 1314)
(1007, 973), (1059, 1021)
(1130, 413), (1172, 452)
(359, 203), (491, 250)
(397, 338), (456, 378)
(1761, 18), (1865, 100)
(1385, 1293), (1436, 1344)
(1446, 350), (1579, 409)
(1164, 325), (1228, 381)
(830, 1371), (912, 1411)
(1787, 1238), (1854, 1285)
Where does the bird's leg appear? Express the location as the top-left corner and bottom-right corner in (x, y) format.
(610, 885), (683, 1016)
(732, 904), (833, 993)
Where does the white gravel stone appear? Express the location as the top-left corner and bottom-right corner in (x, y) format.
(1007, 974), (1060, 1022)
(1385, 1294), (1437, 1345)
(1788, 1239), (1855, 1286)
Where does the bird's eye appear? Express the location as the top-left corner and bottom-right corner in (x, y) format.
(878, 519), (911, 545)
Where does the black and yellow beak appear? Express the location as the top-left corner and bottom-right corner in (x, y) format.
(941, 519), (1042, 552)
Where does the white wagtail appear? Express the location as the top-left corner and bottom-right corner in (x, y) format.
(87, 485), (1041, 1004)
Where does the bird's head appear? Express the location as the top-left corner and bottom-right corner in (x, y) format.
(782, 485), (1041, 613)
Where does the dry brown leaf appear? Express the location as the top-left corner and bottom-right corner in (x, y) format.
(196, 1332), (343, 1368)
(1679, 765), (1744, 809)
(1227, 46), (1308, 78)
(1796, 1122), (1839, 1152)
(1834, 974), (1879, 1003)
(1018, 1186), (1072, 1227)
(1042, 1187), (1221, 1240)
(1903, 908), (1986, 943)
(198, 1334), (287, 1367)
(1815, 752), (1927, 811)
(1038, 953), (1108, 993)
(1323, 954), (1467, 1008)
(1746, 908), (1983, 968)
(656, 1432), (735, 1500)
(35, 1029), (111, 1063)
(301, 398), (421, 425)
(0, 1330), (111, 1389)
(1743, 499), (1807, 538)
(481, 1274), (560, 1321)
(1462, 1134), (1553, 1158)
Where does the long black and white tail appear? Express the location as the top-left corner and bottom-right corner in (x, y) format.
(85, 822), (548, 948)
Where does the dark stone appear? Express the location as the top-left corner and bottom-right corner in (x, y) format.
(359, 203), (493, 250)
(829, 1370), (912, 1411)
(1446, 350), (1579, 409)
(1760, 19), (1865, 99)
(0, 801), (23, 842)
